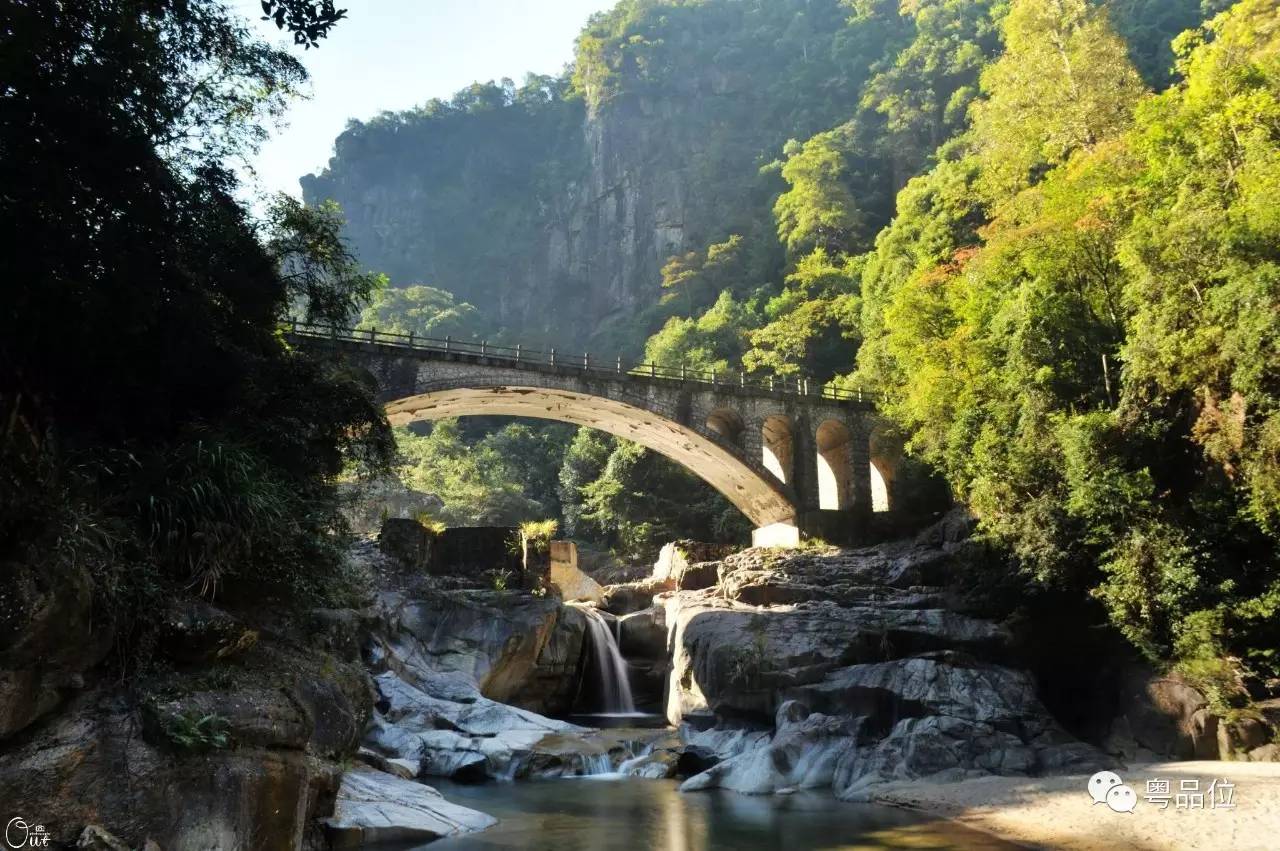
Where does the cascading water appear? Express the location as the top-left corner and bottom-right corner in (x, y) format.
(571, 603), (636, 714)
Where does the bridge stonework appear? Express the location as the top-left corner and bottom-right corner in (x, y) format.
(291, 333), (892, 546)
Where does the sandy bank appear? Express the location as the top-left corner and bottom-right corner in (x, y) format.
(873, 761), (1280, 850)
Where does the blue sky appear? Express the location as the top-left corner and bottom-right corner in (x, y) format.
(231, 0), (611, 198)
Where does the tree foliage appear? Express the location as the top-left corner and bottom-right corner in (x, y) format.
(260, 0), (347, 48)
(968, 0), (1147, 200)
(357, 284), (481, 341)
(1, 0), (387, 634)
(852, 0), (1280, 688)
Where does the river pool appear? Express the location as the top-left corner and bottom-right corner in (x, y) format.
(425, 776), (1017, 850)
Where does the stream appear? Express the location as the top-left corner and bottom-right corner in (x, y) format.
(425, 777), (1018, 850)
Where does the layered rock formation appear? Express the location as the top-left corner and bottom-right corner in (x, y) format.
(0, 600), (376, 849)
(588, 515), (1120, 799)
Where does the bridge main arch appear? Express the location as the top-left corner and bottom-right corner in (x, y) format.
(383, 383), (797, 528)
(287, 328), (888, 544)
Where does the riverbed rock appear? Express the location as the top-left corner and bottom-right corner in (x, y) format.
(324, 766), (496, 848)
(157, 598), (258, 664)
(601, 576), (675, 616)
(1103, 668), (1222, 760)
(0, 608), (375, 849)
(364, 668), (589, 781)
(0, 691), (325, 848)
(663, 593), (1009, 725)
(618, 607), (667, 660)
(680, 701), (855, 794)
(668, 522), (1113, 799)
(76, 825), (132, 851)
(674, 744), (721, 778)
(652, 541), (736, 583)
(368, 589), (586, 715)
(142, 687), (312, 751)
(1219, 716), (1270, 758)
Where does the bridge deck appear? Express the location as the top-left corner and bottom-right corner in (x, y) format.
(284, 321), (879, 410)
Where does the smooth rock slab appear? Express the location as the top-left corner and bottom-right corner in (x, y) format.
(325, 766), (496, 848)
(681, 701), (856, 795)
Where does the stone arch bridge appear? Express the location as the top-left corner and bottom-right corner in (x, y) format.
(287, 324), (898, 546)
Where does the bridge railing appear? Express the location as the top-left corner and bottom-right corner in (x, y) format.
(282, 320), (881, 405)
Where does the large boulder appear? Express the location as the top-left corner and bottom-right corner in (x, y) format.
(324, 766), (495, 848)
(680, 701), (855, 794)
(157, 599), (258, 665)
(1102, 667), (1222, 760)
(0, 561), (111, 740)
(368, 589), (586, 715)
(363, 669), (673, 781)
(0, 693), (324, 849)
(663, 594), (1009, 725)
(617, 607), (667, 660)
(600, 576), (674, 616)
(0, 614), (375, 849)
(364, 670), (586, 781)
(652, 541), (736, 583)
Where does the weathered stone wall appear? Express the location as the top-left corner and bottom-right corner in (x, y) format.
(436, 526), (522, 578)
(379, 520), (524, 579)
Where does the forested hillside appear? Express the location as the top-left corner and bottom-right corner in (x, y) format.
(307, 0), (1280, 701)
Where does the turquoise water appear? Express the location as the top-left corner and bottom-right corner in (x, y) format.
(427, 777), (1017, 850)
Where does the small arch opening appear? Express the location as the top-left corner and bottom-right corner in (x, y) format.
(706, 408), (745, 446)
(762, 415), (794, 484)
(871, 460), (891, 512)
(816, 419), (853, 510)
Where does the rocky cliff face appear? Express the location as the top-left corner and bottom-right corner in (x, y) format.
(303, 92), (737, 351)
(0, 598), (376, 850)
(299, 2), (868, 352)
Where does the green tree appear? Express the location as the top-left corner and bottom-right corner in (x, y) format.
(396, 421), (542, 526)
(773, 131), (864, 257)
(644, 291), (754, 374)
(859, 0), (1003, 179)
(1109, 0), (1231, 88)
(1, 0), (390, 622)
(744, 249), (861, 378)
(357, 284), (481, 340)
(558, 428), (616, 538)
(573, 440), (750, 561)
(1118, 0), (1280, 538)
(855, 0), (1280, 690)
(658, 235), (748, 316)
(969, 0), (1147, 201)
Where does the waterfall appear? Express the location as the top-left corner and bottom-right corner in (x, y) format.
(572, 603), (636, 714)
